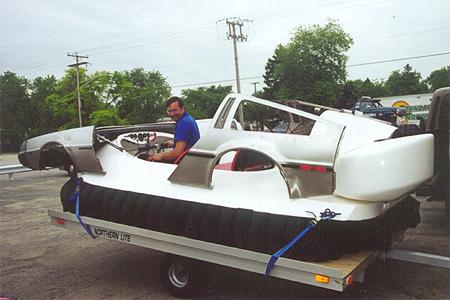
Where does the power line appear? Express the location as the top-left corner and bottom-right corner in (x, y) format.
(78, 0), (379, 56)
(142, 27), (450, 70)
(173, 76), (261, 88)
(172, 51), (450, 89)
(357, 26), (450, 43)
(14, 1), (390, 73)
(348, 51), (450, 67)
(9, 0), (446, 76)
(12, 55), (66, 72)
(84, 25), (217, 56)
(78, 22), (217, 54)
(20, 60), (68, 76)
(9, 24), (218, 74)
(248, 0), (394, 22)
(7, 0), (447, 79)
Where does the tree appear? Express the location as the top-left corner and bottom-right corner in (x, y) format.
(0, 72), (29, 151)
(337, 78), (389, 109)
(385, 64), (428, 95)
(44, 68), (117, 130)
(87, 70), (127, 106)
(261, 20), (353, 106)
(356, 78), (389, 97)
(116, 68), (171, 124)
(337, 80), (360, 109)
(261, 45), (285, 100)
(43, 68), (106, 130)
(426, 66), (450, 92)
(90, 109), (125, 126)
(181, 85), (232, 119)
(28, 75), (57, 136)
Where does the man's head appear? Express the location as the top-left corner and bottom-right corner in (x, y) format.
(166, 96), (185, 121)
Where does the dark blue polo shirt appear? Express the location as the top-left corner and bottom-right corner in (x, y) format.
(174, 112), (200, 150)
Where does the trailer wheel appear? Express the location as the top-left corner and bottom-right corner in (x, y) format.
(160, 254), (206, 298)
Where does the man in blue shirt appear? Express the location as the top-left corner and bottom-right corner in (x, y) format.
(149, 96), (200, 162)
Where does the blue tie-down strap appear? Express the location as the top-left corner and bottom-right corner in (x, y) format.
(74, 178), (96, 239)
(264, 209), (340, 276)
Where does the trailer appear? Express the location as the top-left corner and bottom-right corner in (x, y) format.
(48, 209), (381, 298)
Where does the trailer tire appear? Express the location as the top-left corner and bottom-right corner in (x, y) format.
(160, 254), (206, 299)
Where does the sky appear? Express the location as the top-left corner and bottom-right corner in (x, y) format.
(1, 0), (449, 96)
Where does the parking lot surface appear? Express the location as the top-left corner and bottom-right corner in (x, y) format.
(0, 153), (449, 299)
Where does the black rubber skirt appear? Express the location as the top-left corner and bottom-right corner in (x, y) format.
(60, 178), (420, 262)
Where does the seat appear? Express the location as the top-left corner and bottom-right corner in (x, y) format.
(174, 147), (192, 164)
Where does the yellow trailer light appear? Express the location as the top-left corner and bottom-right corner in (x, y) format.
(315, 274), (329, 283)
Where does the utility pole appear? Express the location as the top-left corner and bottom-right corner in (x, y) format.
(225, 18), (251, 94)
(221, 17), (251, 124)
(250, 82), (259, 95)
(67, 52), (88, 127)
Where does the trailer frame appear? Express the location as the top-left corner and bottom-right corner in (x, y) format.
(49, 209), (383, 294)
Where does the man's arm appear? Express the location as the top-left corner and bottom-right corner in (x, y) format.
(163, 140), (174, 148)
(148, 140), (186, 162)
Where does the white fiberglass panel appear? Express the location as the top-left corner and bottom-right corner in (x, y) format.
(334, 134), (433, 201)
(81, 144), (392, 221)
(320, 111), (396, 154)
(25, 126), (95, 152)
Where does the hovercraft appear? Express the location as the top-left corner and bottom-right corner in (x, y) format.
(19, 94), (433, 262)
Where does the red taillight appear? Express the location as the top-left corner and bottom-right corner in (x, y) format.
(314, 166), (327, 172)
(345, 275), (353, 286)
(299, 164), (328, 172)
(299, 164), (313, 171)
(56, 218), (65, 225)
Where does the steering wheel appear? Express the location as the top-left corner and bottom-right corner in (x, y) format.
(135, 138), (167, 160)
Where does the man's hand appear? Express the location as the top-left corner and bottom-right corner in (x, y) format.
(148, 152), (164, 162)
(147, 140), (186, 163)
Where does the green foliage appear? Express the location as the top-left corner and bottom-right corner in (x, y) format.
(262, 20), (353, 106)
(0, 67), (172, 150)
(426, 66), (450, 92)
(336, 81), (359, 109)
(181, 85), (232, 119)
(337, 78), (389, 108)
(385, 64), (428, 95)
(261, 45), (285, 100)
(41, 68), (103, 130)
(41, 68), (171, 129)
(116, 68), (171, 124)
(28, 75), (58, 136)
(0, 72), (29, 151)
(90, 109), (125, 126)
(355, 78), (389, 97)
